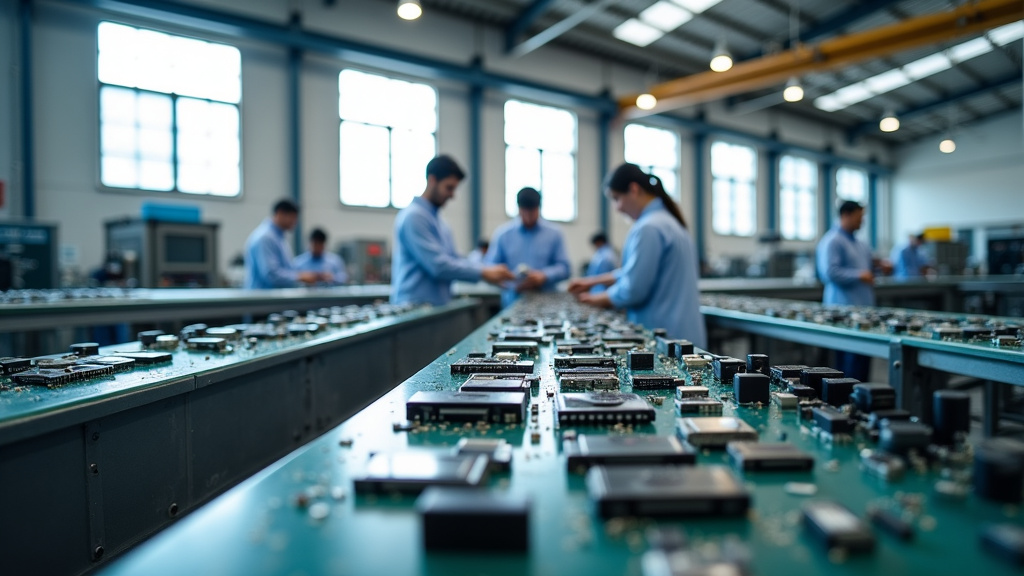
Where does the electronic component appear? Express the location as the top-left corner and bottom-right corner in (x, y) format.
(993, 335), (1021, 347)
(555, 392), (656, 425)
(554, 355), (616, 370)
(78, 356), (136, 371)
(493, 352), (521, 362)
(773, 392), (799, 409)
(641, 550), (744, 576)
(879, 421), (932, 455)
(820, 377), (859, 407)
(353, 452), (489, 494)
(860, 449), (905, 481)
(682, 355), (709, 370)
(980, 524), (1024, 566)
(675, 398), (724, 415)
(137, 330), (165, 346)
(676, 417), (758, 448)
(491, 341), (539, 356)
(586, 464), (750, 518)
(850, 383), (896, 413)
(973, 438), (1024, 503)
(0, 357), (32, 376)
(733, 373), (770, 405)
(451, 358), (534, 375)
(630, 374), (675, 390)
(406, 391), (528, 424)
(180, 323), (208, 339)
(12, 364), (114, 387)
(565, 435), (694, 471)
(109, 351), (173, 365)
(153, 335), (180, 350)
(746, 354), (770, 376)
(205, 327), (239, 340)
(557, 343), (599, 355)
(712, 357), (745, 383)
(866, 409), (911, 431)
(286, 323), (319, 335)
(69, 342), (100, 356)
(770, 365), (808, 382)
(656, 337), (693, 359)
(961, 326), (994, 340)
(628, 350), (655, 371)
(185, 337), (228, 352)
(675, 386), (709, 399)
(886, 321), (907, 334)
(813, 406), (853, 435)
(800, 367), (843, 397)
(802, 500), (875, 553)
(497, 328), (545, 342)
(459, 374), (531, 393)
(932, 389), (970, 445)
(559, 373), (619, 391)
(35, 357), (77, 369)
(453, 438), (513, 472)
(555, 366), (617, 377)
(929, 326), (963, 341)
(416, 487), (529, 552)
(727, 441), (813, 471)
(788, 383), (816, 398)
(867, 508), (914, 541)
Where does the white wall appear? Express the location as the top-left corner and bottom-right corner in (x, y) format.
(8, 0), (892, 283)
(891, 108), (1024, 264)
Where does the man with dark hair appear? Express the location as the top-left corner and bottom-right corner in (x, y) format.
(891, 232), (929, 279)
(816, 200), (888, 380)
(487, 187), (571, 307)
(585, 231), (618, 294)
(391, 155), (514, 305)
(467, 238), (489, 265)
(244, 199), (326, 289)
(294, 228), (348, 285)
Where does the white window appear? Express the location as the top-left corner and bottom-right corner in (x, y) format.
(338, 69), (438, 209)
(710, 141), (757, 236)
(836, 166), (868, 203)
(504, 100), (577, 222)
(98, 22), (241, 196)
(779, 155), (818, 241)
(624, 124), (679, 198)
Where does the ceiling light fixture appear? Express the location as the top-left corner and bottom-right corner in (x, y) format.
(397, 0), (422, 20)
(636, 93), (658, 110)
(939, 137), (956, 153)
(879, 110), (900, 133)
(783, 77), (804, 102)
(710, 39), (732, 72)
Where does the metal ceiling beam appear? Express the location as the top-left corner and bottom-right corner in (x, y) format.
(504, 0), (558, 53)
(795, 0), (905, 45)
(508, 0), (616, 57)
(846, 70), (1023, 140)
(620, 0), (1023, 117)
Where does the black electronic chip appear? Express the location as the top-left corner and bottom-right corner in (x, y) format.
(78, 356), (136, 371)
(555, 392), (656, 425)
(353, 452), (489, 494)
(675, 398), (724, 415)
(407, 391), (528, 424)
(491, 341), (539, 356)
(110, 351), (174, 365)
(813, 406), (854, 435)
(630, 374), (675, 390)
(559, 373), (620, 391)
(713, 357), (746, 382)
(417, 487), (529, 552)
(586, 464), (750, 518)
(453, 438), (513, 472)
(451, 358), (535, 375)
(676, 417), (758, 448)
(186, 337), (228, 352)
(628, 351), (656, 371)
(0, 357), (32, 376)
(554, 355), (616, 370)
(459, 374), (531, 393)
(802, 500), (875, 553)
(727, 441), (814, 471)
(565, 434), (695, 471)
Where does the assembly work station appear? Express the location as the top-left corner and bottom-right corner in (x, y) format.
(1, 0), (1024, 575)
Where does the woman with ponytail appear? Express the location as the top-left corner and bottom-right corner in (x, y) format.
(568, 163), (706, 347)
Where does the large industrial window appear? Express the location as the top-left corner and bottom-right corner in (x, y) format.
(710, 141), (757, 236)
(836, 166), (868, 203)
(504, 100), (577, 222)
(624, 124), (679, 199)
(779, 155), (817, 241)
(338, 69), (438, 209)
(98, 22), (241, 196)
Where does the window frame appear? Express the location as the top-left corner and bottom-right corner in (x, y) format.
(710, 139), (758, 237)
(502, 98), (579, 223)
(778, 154), (818, 241)
(623, 123), (681, 200)
(95, 21), (244, 199)
(337, 68), (439, 210)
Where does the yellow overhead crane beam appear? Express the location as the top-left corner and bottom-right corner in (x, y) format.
(619, 0), (1024, 117)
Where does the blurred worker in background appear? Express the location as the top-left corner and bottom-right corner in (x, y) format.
(244, 200), (327, 289)
(891, 232), (929, 279)
(294, 228), (348, 285)
(466, 239), (489, 264)
(585, 231), (618, 294)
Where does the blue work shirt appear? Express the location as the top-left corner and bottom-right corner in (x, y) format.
(391, 196), (482, 306)
(605, 198), (706, 348)
(817, 227), (876, 305)
(586, 244), (618, 294)
(486, 219), (571, 308)
(294, 251), (348, 285)
(244, 218), (300, 289)
(891, 243), (926, 279)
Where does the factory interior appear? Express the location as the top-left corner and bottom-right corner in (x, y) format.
(1, 0), (1023, 575)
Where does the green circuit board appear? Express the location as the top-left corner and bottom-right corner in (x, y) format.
(99, 294), (1024, 576)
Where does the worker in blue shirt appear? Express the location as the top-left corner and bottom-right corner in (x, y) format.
(391, 155), (514, 306)
(466, 239), (489, 265)
(294, 228), (348, 285)
(486, 187), (572, 308)
(891, 233), (929, 279)
(568, 163), (706, 348)
(816, 200), (890, 380)
(585, 231), (618, 294)
(244, 200), (326, 289)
